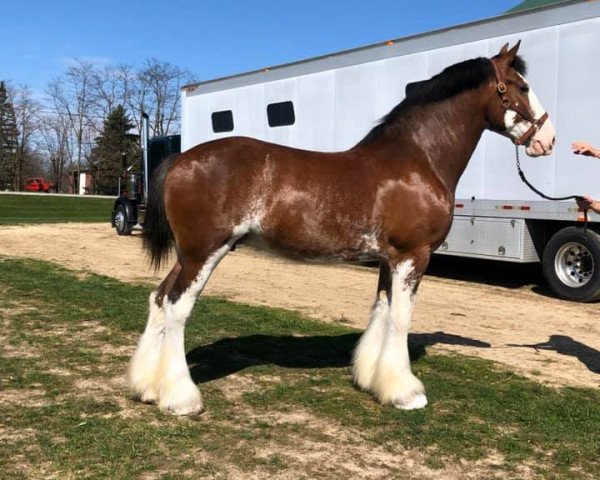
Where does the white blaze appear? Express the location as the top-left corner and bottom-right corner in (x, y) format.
(504, 75), (555, 157)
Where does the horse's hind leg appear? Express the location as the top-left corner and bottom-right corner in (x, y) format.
(128, 262), (181, 403)
(156, 242), (234, 415)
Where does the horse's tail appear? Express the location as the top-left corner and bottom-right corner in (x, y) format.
(143, 154), (177, 270)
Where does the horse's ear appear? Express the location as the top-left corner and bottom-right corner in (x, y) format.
(506, 40), (521, 61)
(496, 40), (521, 67)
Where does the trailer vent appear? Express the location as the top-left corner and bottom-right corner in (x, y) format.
(267, 101), (295, 127)
(211, 110), (234, 133)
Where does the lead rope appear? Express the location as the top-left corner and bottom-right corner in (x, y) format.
(515, 145), (589, 232)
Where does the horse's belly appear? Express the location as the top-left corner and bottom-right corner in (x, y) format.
(240, 231), (380, 264)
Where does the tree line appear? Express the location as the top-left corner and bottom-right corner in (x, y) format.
(0, 58), (195, 194)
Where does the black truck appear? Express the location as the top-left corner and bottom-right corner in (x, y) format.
(111, 113), (181, 235)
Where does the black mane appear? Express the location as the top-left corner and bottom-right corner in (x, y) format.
(357, 55), (527, 145)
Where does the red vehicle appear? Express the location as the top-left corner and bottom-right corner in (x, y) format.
(23, 178), (54, 193)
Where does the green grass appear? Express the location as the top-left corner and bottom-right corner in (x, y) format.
(0, 194), (114, 224)
(0, 257), (598, 479)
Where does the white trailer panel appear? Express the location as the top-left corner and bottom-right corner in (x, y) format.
(179, 0), (600, 301)
(181, 1), (600, 204)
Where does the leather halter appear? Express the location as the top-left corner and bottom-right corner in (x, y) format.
(490, 59), (549, 146)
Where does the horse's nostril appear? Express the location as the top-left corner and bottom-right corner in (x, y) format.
(552, 136), (556, 146)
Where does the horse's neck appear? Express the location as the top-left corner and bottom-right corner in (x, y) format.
(367, 88), (489, 193)
(408, 92), (488, 191)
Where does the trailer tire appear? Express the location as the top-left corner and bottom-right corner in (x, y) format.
(114, 205), (132, 236)
(543, 227), (600, 302)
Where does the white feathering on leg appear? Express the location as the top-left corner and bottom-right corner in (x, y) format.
(353, 290), (389, 392)
(156, 243), (233, 415)
(127, 292), (166, 404)
(370, 260), (428, 409)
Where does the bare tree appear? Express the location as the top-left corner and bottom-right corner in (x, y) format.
(91, 63), (136, 120)
(34, 56), (195, 195)
(134, 59), (195, 137)
(36, 112), (72, 193)
(10, 84), (42, 189)
(46, 59), (98, 177)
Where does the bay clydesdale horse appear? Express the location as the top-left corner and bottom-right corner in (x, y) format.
(128, 42), (555, 415)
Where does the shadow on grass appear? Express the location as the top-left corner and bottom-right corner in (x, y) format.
(509, 335), (600, 374)
(188, 331), (491, 383)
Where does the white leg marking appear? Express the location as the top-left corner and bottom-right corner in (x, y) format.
(127, 292), (165, 403)
(353, 290), (389, 391)
(156, 243), (233, 415)
(370, 260), (428, 410)
(157, 299), (205, 416)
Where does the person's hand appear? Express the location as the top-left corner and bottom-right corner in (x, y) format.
(576, 195), (595, 210)
(571, 141), (600, 157)
(576, 195), (600, 214)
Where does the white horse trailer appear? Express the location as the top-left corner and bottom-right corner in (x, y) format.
(180, 0), (600, 302)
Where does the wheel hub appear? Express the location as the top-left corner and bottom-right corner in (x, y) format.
(555, 242), (594, 288)
(114, 210), (125, 230)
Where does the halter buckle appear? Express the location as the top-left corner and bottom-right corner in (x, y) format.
(497, 82), (507, 94)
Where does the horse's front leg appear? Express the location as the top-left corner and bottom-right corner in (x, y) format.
(369, 252), (429, 410)
(353, 262), (391, 391)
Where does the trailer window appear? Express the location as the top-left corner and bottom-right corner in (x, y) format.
(211, 110), (234, 133)
(267, 101), (295, 127)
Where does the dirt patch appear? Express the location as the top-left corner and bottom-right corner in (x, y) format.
(0, 222), (598, 390)
(227, 404), (538, 480)
(1, 389), (50, 407)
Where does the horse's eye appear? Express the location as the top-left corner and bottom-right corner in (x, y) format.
(520, 85), (530, 94)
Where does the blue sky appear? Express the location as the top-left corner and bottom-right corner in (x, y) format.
(2, 0), (519, 95)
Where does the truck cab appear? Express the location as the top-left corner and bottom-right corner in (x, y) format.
(111, 116), (180, 235)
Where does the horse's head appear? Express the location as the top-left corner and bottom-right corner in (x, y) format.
(486, 42), (555, 157)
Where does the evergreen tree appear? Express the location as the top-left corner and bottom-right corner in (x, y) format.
(0, 81), (19, 190)
(89, 105), (140, 195)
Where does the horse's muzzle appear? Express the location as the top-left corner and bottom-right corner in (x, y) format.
(525, 117), (555, 157)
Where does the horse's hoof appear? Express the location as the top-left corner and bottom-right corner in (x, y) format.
(352, 367), (375, 393)
(163, 402), (205, 416)
(130, 387), (159, 405)
(127, 349), (162, 405)
(128, 377), (160, 404)
(158, 380), (204, 416)
(138, 390), (159, 404)
(160, 394), (205, 415)
(394, 392), (428, 410)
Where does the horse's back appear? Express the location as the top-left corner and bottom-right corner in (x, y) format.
(163, 137), (383, 259)
(169, 136), (371, 199)
(163, 135), (453, 261)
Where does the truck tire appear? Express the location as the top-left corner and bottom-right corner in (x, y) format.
(114, 205), (132, 236)
(542, 227), (600, 302)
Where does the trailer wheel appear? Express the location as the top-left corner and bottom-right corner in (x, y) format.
(543, 227), (600, 302)
(114, 205), (132, 236)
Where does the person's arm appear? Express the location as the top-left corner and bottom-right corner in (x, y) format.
(571, 141), (600, 158)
